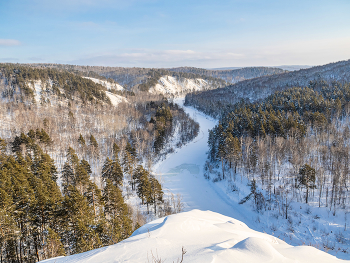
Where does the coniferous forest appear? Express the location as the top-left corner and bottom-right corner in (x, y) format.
(193, 80), (350, 216)
(0, 64), (200, 262)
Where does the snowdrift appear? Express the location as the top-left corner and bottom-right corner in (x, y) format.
(40, 210), (346, 263)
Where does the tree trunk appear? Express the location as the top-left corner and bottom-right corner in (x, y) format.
(221, 157), (225, 180)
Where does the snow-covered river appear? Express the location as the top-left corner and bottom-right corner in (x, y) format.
(41, 99), (349, 263)
(154, 98), (253, 226)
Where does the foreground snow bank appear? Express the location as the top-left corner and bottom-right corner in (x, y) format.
(40, 210), (345, 263)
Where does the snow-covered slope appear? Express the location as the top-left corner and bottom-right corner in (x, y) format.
(83, 77), (124, 91)
(149, 75), (209, 96)
(40, 209), (345, 263)
(105, 91), (128, 106)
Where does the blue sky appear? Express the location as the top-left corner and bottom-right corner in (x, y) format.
(1, 0), (350, 68)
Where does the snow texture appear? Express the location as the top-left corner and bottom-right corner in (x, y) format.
(149, 75), (209, 96)
(40, 209), (345, 263)
(105, 91), (128, 106)
(39, 98), (350, 262)
(83, 77), (124, 91)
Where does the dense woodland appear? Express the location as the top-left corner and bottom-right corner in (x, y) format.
(0, 64), (110, 104)
(168, 66), (286, 84)
(0, 130), (169, 262)
(0, 64), (199, 262)
(204, 80), (350, 216)
(19, 63), (285, 92)
(185, 59), (350, 118)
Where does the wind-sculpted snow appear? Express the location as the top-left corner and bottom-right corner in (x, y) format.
(40, 210), (345, 263)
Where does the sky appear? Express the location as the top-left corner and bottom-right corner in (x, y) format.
(0, 0), (350, 68)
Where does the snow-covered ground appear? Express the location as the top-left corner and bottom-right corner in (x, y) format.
(153, 99), (254, 225)
(40, 210), (345, 263)
(83, 77), (124, 91)
(105, 91), (128, 106)
(149, 75), (209, 96)
(39, 98), (350, 262)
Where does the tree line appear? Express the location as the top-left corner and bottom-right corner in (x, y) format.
(0, 127), (168, 262)
(0, 64), (110, 104)
(205, 80), (350, 215)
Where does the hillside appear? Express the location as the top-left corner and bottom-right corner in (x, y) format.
(20, 64), (289, 97)
(168, 66), (286, 83)
(40, 210), (345, 263)
(185, 59), (350, 117)
(0, 64), (203, 262)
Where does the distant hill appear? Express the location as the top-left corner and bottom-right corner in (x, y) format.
(210, 65), (312, 71)
(167, 66), (286, 84)
(274, 65), (313, 71)
(185, 59), (350, 117)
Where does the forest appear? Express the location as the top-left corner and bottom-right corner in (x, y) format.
(185, 59), (350, 118)
(0, 64), (200, 262)
(203, 80), (350, 216)
(18, 63), (284, 93)
(168, 66), (286, 84)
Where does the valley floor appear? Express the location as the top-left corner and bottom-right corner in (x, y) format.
(40, 98), (350, 262)
(154, 98), (350, 260)
(154, 98), (255, 226)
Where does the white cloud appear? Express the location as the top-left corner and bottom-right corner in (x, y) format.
(0, 39), (21, 46)
(66, 36), (350, 68)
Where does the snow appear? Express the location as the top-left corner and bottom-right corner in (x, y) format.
(28, 80), (45, 103)
(40, 209), (345, 263)
(39, 98), (350, 262)
(153, 99), (258, 225)
(105, 91), (128, 106)
(83, 77), (124, 91)
(149, 75), (209, 96)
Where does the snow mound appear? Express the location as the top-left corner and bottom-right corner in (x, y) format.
(149, 75), (209, 96)
(39, 210), (346, 263)
(83, 77), (124, 91)
(105, 91), (128, 106)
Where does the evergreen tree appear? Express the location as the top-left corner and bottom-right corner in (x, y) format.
(149, 177), (163, 214)
(90, 134), (98, 148)
(123, 142), (137, 190)
(78, 134), (86, 146)
(298, 164), (316, 203)
(103, 179), (132, 243)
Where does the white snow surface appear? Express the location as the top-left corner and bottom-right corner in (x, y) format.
(149, 75), (209, 96)
(40, 209), (344, 263)
(83, 77), (124, 91)
(105, 91), (128, 106)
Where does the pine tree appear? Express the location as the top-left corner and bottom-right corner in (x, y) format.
(112, 142), (120, 158)
(44, 228), (65, 259)
(62, 185), (101, 254)
(103, 179), (132, 243)
(78, 134), (86, 146)
(62, 162), (74, 193)
(90, 134), (98, 148)
(123, 142), (137, 190)
(150, 177), (163, 214)
(135, 166), (151, 209)
(298, 164), (316, 203)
